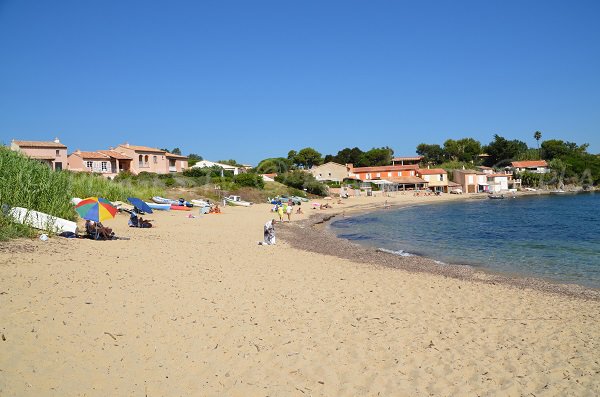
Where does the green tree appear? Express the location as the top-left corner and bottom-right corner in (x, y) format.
(294, 147), (323, 169)
(540, 139), (588, 160)
(357, 147), (394, 167)
(274, 170), (328, 196)
(333, 147), (364, 165)
(171, 147), (182, 155)
(483, 134), (528, 167)
(187, 153), (203, 167)
(534, 131), (542, 159)
(443, 138), (481, 163)
(233, 173), (265, 189)
(256, 157), (293, 174)
(416, 143), (444, 165)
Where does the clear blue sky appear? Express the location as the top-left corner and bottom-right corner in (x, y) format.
(1, 0), (599, 164)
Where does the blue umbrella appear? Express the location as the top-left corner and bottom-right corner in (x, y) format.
(127, 197), (153, 214)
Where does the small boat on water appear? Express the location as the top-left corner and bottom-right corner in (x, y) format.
(146, 202), (171, 211)
(152, 196), (193, 207)
(488, 194), (505, 200)
(224, 195), (252, 207)
(550, 190), (566, 194)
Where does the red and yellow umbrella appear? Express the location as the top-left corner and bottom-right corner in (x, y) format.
(75, 197), (118, 222)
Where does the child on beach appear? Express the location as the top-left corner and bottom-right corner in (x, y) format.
(286, 204), (292, 221)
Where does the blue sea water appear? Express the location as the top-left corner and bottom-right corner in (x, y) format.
(330, 193), (600, 289)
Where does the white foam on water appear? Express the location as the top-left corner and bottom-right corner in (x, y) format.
(377, 248), (414, 257)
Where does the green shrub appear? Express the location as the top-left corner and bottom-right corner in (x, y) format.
(233, 173), (265, 189)
(275, 170), (328, 196)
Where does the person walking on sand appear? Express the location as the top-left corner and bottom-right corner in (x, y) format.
(277, 204), (284, 222)
(286, 203), (292, 222)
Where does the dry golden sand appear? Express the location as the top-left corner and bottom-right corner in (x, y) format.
(1, 194), (599, 396)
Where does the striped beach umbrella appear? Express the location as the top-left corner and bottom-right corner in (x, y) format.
(75, 197), (118, 222)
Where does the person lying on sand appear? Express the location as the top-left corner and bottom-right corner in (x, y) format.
(128, 212), (153, 228)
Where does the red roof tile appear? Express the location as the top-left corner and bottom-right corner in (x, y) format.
(70, 151), (110, 159)
(417, 168), (447, 175)
(13, 140), (67, 148)
(98, 150), (132, 160)
(511, 160), (548, 168)
(117, 144), (166, 153)
(351, 164), (419, 173)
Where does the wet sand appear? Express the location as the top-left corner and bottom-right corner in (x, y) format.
(1, 193), (599, 396)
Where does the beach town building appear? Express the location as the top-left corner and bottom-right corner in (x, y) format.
(165, 152), (189, 173)
(309, 162), (348, 182)
(191, 160), (243, 175)
(487, 173), (509, 193)
(416, 168), (449, 193)
(112, 144), (188, 174)
(115, 144), (169, 174)
(452, 169), (489, 193)
(348, 164), (428, 191)
(510, 160), (549, 174)
(10, 138), (67, 171)
(391, 156), (424, 166)
(67, 150), (132, 178)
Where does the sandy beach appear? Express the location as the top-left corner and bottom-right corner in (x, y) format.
(1, 193), (599, 396)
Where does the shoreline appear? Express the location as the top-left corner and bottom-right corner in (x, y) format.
(278, 194), (600, 301)
(1, 193), (600, 395)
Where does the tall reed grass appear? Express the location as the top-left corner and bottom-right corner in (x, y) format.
(0, 147), (165, 238)
(0, 146), (75, 220)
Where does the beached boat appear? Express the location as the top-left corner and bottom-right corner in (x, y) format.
(550, 190), (566, 194)
(488, 194), (505, 200)
(146, 202), (171, 211)
(152, 196), (193, 207)
(191, 199), (210, 207)
(224, 195), (252, 207)
(170, 204), (192, 211)
(8, 206), (77, 234)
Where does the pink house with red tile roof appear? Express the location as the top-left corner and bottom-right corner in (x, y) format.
(10, 138), (68, 171)
(67, 150), (132, 178)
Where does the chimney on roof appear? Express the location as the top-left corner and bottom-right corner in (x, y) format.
(54, 137), (60, 143)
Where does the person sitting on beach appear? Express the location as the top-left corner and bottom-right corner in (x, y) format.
(86, 220), (114, 240)
(296, 206), (303, 214)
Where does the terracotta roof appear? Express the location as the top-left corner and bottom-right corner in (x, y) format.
(117, 144), (166, 153)
(417, 168), (447, 175)
(392, 156), (423, 161)
(165, 153), (188, 159)
(98, 150), (132, 160)
(453, 169), (487, 175)
(511, 160), (548, 168)
(13, 140), (67, 149)
(70, 151), (110, 160)
(389, 176), (427, 184)
(352, 164), (419, 173)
